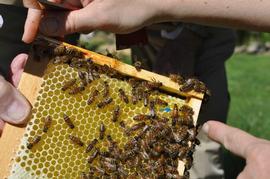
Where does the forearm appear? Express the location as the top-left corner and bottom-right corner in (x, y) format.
(159, 0), (270, 32)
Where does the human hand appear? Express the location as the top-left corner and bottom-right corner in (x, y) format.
(203, 121), (270, 179)
(22, 0), (44, 43)
(0, 54), (31, 135)
(22, 0), (168, 43)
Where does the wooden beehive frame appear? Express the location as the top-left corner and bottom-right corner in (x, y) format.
(0, 36), (203, 178)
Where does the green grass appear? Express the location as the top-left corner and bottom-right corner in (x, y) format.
(226, 54), (270, 140)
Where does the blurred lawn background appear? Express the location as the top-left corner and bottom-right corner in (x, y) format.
(224, 54), (270, 179)
(226, 54), (270, 139)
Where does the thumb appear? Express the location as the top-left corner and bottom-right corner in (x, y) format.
(10, 54), (28, 87)
(0, 76), (31, 125)
(22, 8), (43, 43)
(202, 120), (258, 158)
(40, 8), (96, 36)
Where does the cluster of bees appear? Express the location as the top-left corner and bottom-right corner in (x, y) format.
(27, 42), (206, 179)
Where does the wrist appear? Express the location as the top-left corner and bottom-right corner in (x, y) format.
(149, 0), (186, 23)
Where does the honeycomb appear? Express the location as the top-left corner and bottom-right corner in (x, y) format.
(9, 43), (197, 179)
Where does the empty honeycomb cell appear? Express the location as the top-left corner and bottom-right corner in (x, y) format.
(32, 165), (37, 170)
(47, 172), (53, 178)
(20, 162), (26, 168)
(42, 168), (48, 174)
(25, 166), (31, 172)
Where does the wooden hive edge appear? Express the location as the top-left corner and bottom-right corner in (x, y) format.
(0, 36), (203, 178)
(40, 35), (204, 100)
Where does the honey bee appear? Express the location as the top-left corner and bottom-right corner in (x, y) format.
(126, 122), (146, 136)
(112, 105), (120, 122)
(154, 98), (168, 106)
(179, 78), (197, 92)
(102, 160), (117, 172)
(171, 104), (179, 126)
(134, 61), (142, 71)
(169, 74), (185, 85)
(122, 146), (140, 161)
(85, 58), (94, 68)
(143, 78), (162, 90)
(119, 121), (127, 136)
(128, 78), (141, 88)
(69, 85), (85, 95)
(137, 87), (144, 101)
(179, 105), (194, 116)
(131, 87), (139, 105)
(171, 126), (189, 144)
(92, 69), (100, 79)
(149, 100), (156, 118)
(177, 146), (189, 159)
(53, 45), (66, 56)
(97, 97), (113, 108)
(87, 148), (100, 164)
(27, 136), (41, 149)
(139, 148), (150, 160)
(63, 114), (75, 129)
(65, 46), (84, 58)
(102, 64), (119, 78)
(103, 81), (110, 97)
(61, 79), (76, 91)
(135, 125), (150, 141)
(86, 69), (94, 82)
(99, 122), (106, 140)
(143, 91), (149, 107)
(53, 57), (63, 65)
(99, 150), (111, 158)
(99, 64), (110, 74)
(164, 145), (179, 160)
(69, 58), (83, 68)
(157, 117), (170, 124)
(133, 114), (151, 121)
(87, 90), (99, 105)
(117, 166), (128, 177)
(107, 136), (120, 157)
(69, 135), (84, 146)
(80, 172), (89, 179)
(53, 55), (71, 64)
(107, 135), (116, 148)
(156, 125), (171, 139)
(119, 120), (126, 129)
(86, 139), (98, 153)
(124, 138), (139, 154)
(87, 68), (100, 83)
(118, 89), (129, 104)
(179, 105), (194, 127)
(78, 70), (88, 87)
(43, 116), (52, 133)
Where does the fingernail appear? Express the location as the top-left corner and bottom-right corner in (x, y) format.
(202, 122), (209, 134)
(40, 17), (59, 35)
(5, 95), (29, 122)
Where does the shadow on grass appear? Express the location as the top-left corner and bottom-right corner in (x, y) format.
(223, 149), (245, 179)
